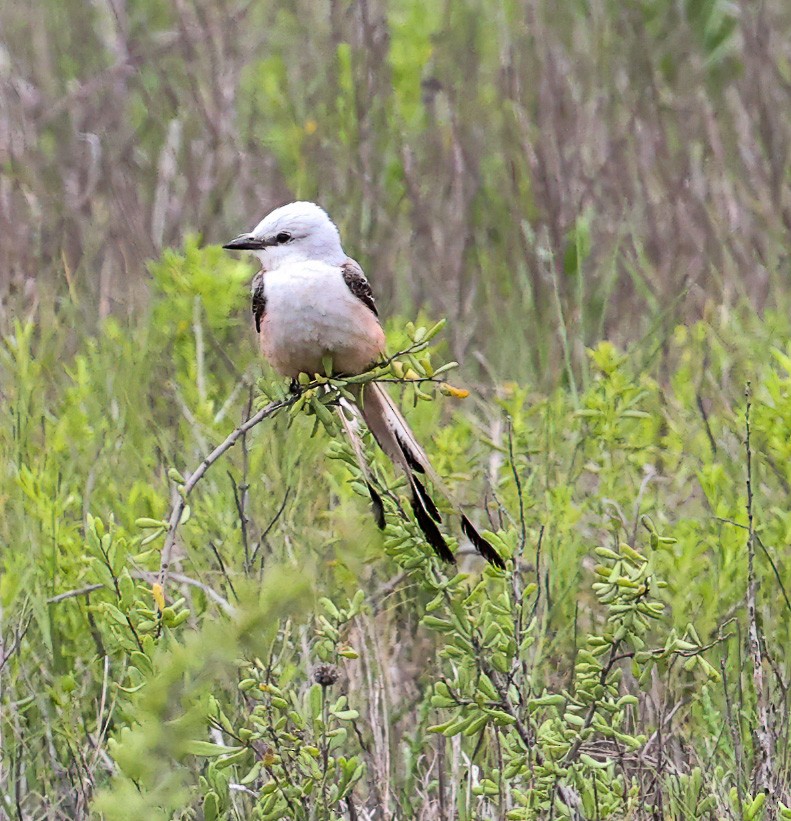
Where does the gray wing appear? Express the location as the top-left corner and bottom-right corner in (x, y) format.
(251, 271), (266, 333)
(341, 259), (378, 317)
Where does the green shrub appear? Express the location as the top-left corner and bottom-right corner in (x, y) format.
(1, 245), (790, 819)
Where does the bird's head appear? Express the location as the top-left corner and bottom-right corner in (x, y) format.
(223, 201), (345, 270)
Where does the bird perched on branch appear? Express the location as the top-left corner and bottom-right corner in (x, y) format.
(223, 201), (504, 569)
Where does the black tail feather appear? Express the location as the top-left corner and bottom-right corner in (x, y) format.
(366, 482), (386, 530)
(411, 487), (455, 564)
(461, 515), (506, 569)
(396, 431), (425, 474)
(413, 476), (442, 523)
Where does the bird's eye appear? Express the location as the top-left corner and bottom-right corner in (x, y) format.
(275, 231), (292, 244)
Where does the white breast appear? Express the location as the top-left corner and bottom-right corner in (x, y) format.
(259, 261), (385, 377)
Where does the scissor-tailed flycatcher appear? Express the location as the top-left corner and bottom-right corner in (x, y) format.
(224, 201), (504, 569)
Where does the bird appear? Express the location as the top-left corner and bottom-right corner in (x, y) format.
(223, 201), (505, 569)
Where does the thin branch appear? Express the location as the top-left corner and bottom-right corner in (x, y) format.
(240, 386), (254, 568)
(714, 520), (791, 615)
(47, 585), (104, 604)
(148, 572), (234, 615)
(47, 573), (234, 614)
(156, 395), (294, 590)
(505, 416), (527, 554)
(696, 391), (717, 455)
(721, 655), (746, 808)
(744, 382), (773, 799)
(755, 534), (791, 618)
(561, 641), (623, 769)
(153, 335), (460, 593)
(345, 794), (359, 821)
(208, 540), (239, 602)
(0, 618), (32, 673)
(478, 655), (584, 818)
(250, 486), (291, 570)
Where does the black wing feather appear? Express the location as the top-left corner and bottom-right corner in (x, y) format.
(341, 260), (378, 317)
(251, 271), (266, 333)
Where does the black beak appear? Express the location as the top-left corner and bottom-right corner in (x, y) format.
(222, 234), (268, 251)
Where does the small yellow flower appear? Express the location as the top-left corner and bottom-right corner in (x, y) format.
(152, 583), (166, 612)
(440, 383), (470, 399)
(304, 119), (318, 135)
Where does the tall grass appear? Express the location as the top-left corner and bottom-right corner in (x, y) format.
(1, 0), (790, 382)
(0, 249), (790, 818)
(2, 2), (791, 818)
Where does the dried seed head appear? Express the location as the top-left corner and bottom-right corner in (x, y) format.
(313, 664), (339, 688)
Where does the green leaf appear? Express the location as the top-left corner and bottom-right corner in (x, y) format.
(183, 741), (243, 757)
(203, 791), (220, 821)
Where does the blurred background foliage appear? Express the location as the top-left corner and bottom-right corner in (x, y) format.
(2, 0), (789, 380)
(2, 0), (791, 819)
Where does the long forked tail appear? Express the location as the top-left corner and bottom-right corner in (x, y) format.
(335, 397), (385, 530)
(354, 382), (505, 569)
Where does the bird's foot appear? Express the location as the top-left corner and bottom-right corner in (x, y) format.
(289, 377), (301, 395)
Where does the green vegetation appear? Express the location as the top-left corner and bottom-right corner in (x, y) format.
(3, 0), (790, 384)
(2, 0), (791, 818)
(1, 250), (790, 818)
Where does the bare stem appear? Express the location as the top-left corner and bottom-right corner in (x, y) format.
(478, 656), (584, 819)
(157, 395), (294, 591)
(744, 382), (773, 799)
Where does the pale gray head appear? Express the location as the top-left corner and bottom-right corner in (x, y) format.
(223, 201), (345, 270)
